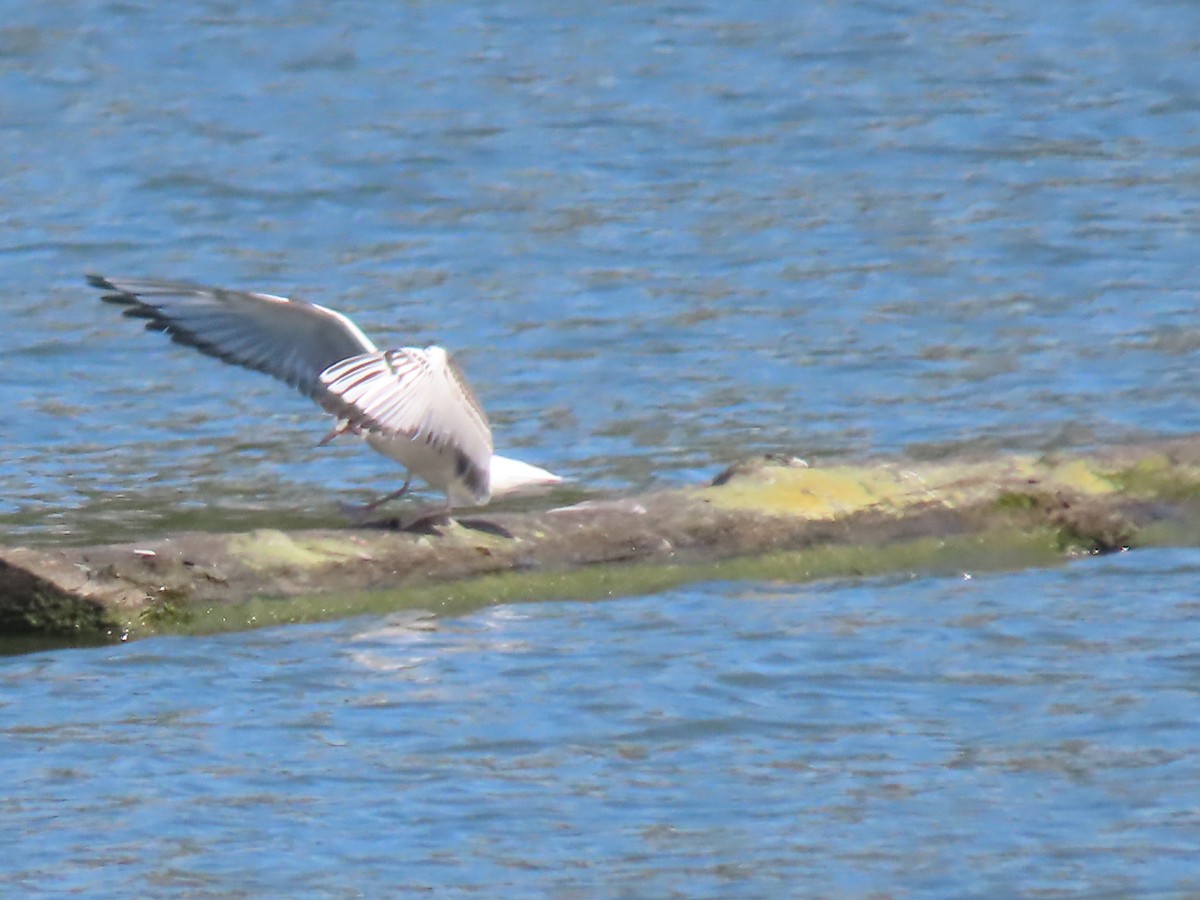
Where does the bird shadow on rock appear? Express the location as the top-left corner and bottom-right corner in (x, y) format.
(454, 517), (516, 539)
(351, 513), (515, 539)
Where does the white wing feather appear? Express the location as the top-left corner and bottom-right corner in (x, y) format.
(89, 275), (377, 398)
(318, 347), (494, 499)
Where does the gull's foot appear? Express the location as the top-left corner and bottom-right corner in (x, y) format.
(337, 502), (444, 533)
(399, 510), (453, 534)
(455, 517), (515, 539)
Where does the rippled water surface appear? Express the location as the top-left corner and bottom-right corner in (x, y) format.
(4, 550), (1200, 894)
(1, 0), (1198, 541)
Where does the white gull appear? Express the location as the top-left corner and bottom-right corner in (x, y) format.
(88, 275), (562, 515)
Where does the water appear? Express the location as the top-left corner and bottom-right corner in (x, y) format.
(2, 549), (1200, 895)
(1, 0), (1199, 542)
(3, 0), (1200, 892)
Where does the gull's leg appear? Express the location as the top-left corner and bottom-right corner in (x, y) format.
(363, 473), (415, 511)
(338, 471), (413, 521)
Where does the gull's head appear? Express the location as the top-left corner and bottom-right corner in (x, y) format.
(488, 455), (564, 498)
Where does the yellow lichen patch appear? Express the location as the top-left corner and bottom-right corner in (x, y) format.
(227, 530), (370, 572)
(1042, 458), (1116, 495)
(701, 465), (930, 517)
(703, 454), (1119, 520)
(913, 456), (1040, 505)
(928, 456), (1116, 508)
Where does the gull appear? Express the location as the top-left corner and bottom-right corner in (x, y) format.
(87, 274), (562, 518)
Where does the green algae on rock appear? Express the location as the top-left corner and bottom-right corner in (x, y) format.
(5, 437), (1200, 645)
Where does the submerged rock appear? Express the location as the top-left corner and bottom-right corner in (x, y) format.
(4, 438), (1200, 646)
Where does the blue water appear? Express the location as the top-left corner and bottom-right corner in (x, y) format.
(3, 0), (1200, 892)
(4, 549), (1200, 895)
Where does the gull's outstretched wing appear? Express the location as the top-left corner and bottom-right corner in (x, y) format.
(88, 274), (378, 399)
(318, 347), (493, 500)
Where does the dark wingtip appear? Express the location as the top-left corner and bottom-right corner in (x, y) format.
(88, 273), (139, 306)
